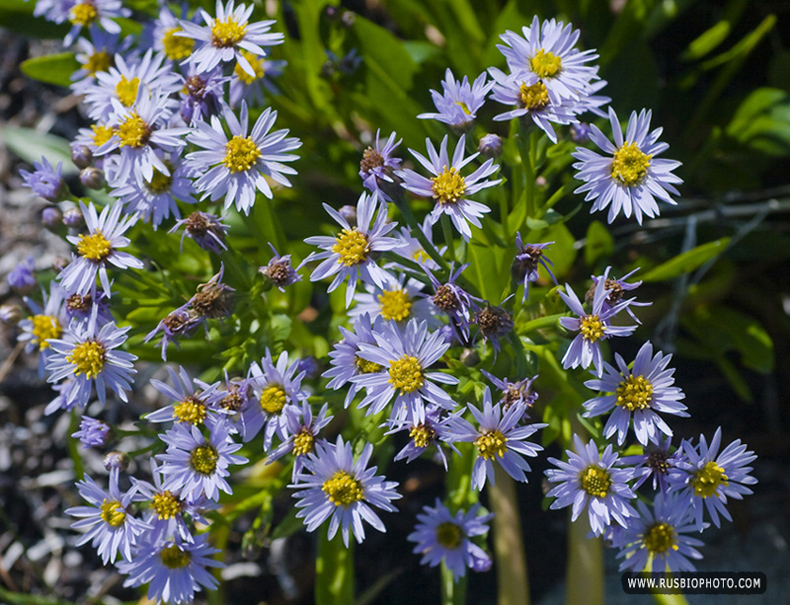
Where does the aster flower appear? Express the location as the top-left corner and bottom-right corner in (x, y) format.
(668, 427), (757, 531)
(267, 401), (333, 477)
(572, 107), (683, 224)
(616, 492), (704, 573)
(424, 263), (479, 342)
(229, 51), (286, 108)
(186, 102), (301, 215)
(445, 389), (544, 490)
(359, 130), (403, 202)
(177, 0), (284, 76)
(7, 255), (37, 292)
(290, 436), (401, 546)
(20, 156), (68, 202)
(417, 69), (494, 131)
(387, 404), (458, 468)
(258, 244), (301, 291)
(496, 17), (600, 104)
(170, 211), (230, 254)
(45, 311), (137, 408)
(72, 415), (111, 448)
(71, 29), (128, 94)
(149, 6), (195, 62)
(244, 349), (309, 447)
(179, 61), (228, 125)
(158, 415), (247, 501)
(511, 235), (556, 303)
(65, 469), (151, 564)
(58, 201), (143, 298)
(387, 221), (445, 272)
(407, 499), (493, 580)
(398, 134), (501, 241)
(305, 191), (402, 307)
(146, 365), (225, 426)
(583, 341), (688, 446)
(473, 302), (514, 355)
(559, 269), (637, 377)
(63, 0), (130, 47)
(353, 318), (458, 423)
(488, 68), (578, 143)
(145, 303), (206, 361)
(586, 266), (651, 324)
(324, 314), (385, 408)
(118, 534), (222, 604)
(63, 291), (112, 328)
(545, 434), (638, 536)
(622, 436), (687, 492)
(481, 370), (539, 414)
(349, 274), (434, 326)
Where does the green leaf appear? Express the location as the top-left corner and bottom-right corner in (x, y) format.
(682, 21), (732, 61)
(584, 220), (613, 266)
(466, 241), (508, 302)
(641, 238), (730, 282)
(0, 126), (77, 174)
(0, 0), (69, 38)
(726, 87), (790, 156)
(700, 306), (774, 374)
(20, 52), (78, 88)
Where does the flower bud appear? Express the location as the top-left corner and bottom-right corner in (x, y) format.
(478, 134), (503, 159)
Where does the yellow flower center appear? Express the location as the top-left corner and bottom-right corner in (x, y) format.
(159, 544), (192, 569)
(211, 16), (247, 47)
(431, 166), (466, 205)
(260, 385), (287, 414)
(190, 445), (219, 475)
(293, 428), (314, 456)
(412, 249), (430, 263)
(29, 314), (62, 350)
(322, 470), (364, 507)
(173, 395), (207, 425)
(117, 113), (150, 148)
(409, 424), (436, 449)
(145, 167), (173, 194)
(99, 499), (126, 527)
(115, 76), (140, 107)
(616, 375), (654, 411)
(519, 81), (549, 110)
(378, 287), (412, 322)
(234, 50), (265, 84)
(388, 355), (424, 393)
(579, 315), (605, 343)
(691, 461), (729, 498)
(151, 491), (182, 520)
(77, 230), (112, 261)
(223, 135), (261, 173)
(162, 27), (194, 60)
(66, 340), (105, 379)
(354, 356), (381, 374)
(580, 465), (612, 498)
(332, 229), (369, 266)
(643, 522), (679, 556)
(611, 142), (651, 187)
(91, 124), (115, 147)
(70, 1), (97, 26)
(435, 521), (463, 549)
(475, 429), (507, 460)
(85, 50), (111, 76)
(454, 101), (472, 115)
(530, 49), (562, 79)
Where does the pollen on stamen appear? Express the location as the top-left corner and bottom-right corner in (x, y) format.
(77, 231), (112, 261)
(70, 1), (97, 26)
(431, 166), (466, 205)
(611, 142), (651, 187)
(519, 81), (550, 111)
(378, 288), (412, 322)
(211, 17), (247, 47)
(474, 429), (507, 460)
(579, 315), (605, 343)
(66, 340), (106, 379)
(332, 229), (369, 266)
(115, 76), (140, 107)
(580, 465), (612, 498)
(616, 375), (654, 411)
(530, 49), (562, 79)
(162, 27), (194, 60)
(223, 135), (261, 173)
(234, 50), (265, 84)
(388, 355), (424, 393)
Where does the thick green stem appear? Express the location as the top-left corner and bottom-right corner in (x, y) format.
(316, 531), (354, 605)
(489, 464), (530, 605)
(440, 213), (456, 262)
(441, 561), (468, 605)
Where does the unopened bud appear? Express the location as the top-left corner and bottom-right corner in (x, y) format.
(478, 134), (502, 159)
(103, 450), (129, 472)
(80, 167), (105, 190)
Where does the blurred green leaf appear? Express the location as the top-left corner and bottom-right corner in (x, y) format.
(467, 240), (508, 302)
(641, 238), (730, 282)
(584, 220), (613, 267)
(20, 53), (77, 87)
(0, 127), (77, 174)
(0, 0), (68, 38)
(726, 87), (790, 156)
(699, 306), (774, 374)
(680, 0), (748, 61)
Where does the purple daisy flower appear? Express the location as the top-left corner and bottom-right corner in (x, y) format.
(559, 268), (637, 377)
(259, 244), (302, 291)
(177, 0), (284, 77)
(324, 314), (385, 408)
(512, 234), (556, 303)
(71, 30), (130, 95)
(353, 318), (458, 424)
(18, 285), (66, 365)
(545, 434), (638, 536)
(615, 492), (704, 573)
(72, 415), (111, 448)
(157, 415), (247, 502)
(179, 60), (229, 125)
(668, 427), (757, 531)
(170, 211), (230, 254)
(45, 311), (137, 408)
(387, 404), (458, 469)
(290, 436), (401, 546)
(407, 499), (493, 581)
(148, 6), (196, 62)
(146, 365), (225, 426)
(417, 69), (494, 131)
(118, 534), (222, 604)
(398, 134), (501, 241)
(424, 262), (480, 342)
(359, 130), (402, 202)
(349, 274), (435, 326)
(20, 156), (68, 202)
(445, 388), (544, 490)
(7, 255), (37, 292)
(583, 341), (688, 446)
(481, 370), (539, 415)
(266, 401), (333, 478)
(145, 303), (206, 361)
(587, 266), (650, 323)
(58, 201), (143, 298)
(572, 107), (683, 224)
(186, 101), (301, 215)
(229, 51), (286, 108)
(305, 191), (402, 307)
(620, 435), (687, 492)
(65, 469), (151, 564)
(63, 0), (129, 47)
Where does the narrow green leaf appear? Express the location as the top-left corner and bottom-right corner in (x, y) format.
(641, 238), (730, 282)
(20, 53), (78, 87)
(0, 127), (77, 174)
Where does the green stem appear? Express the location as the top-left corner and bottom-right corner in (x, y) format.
(440, 213), (456, 262)
(393, 197), (449, 271)
(441, 561), (467, 605)
(316, 531), (355, 605)
(499, 189), (509, 236)
(489, 465), (530, 605)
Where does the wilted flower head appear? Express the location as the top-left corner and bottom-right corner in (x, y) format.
(170, 211), (230, 254)
(7, 255), (37, 292)
(359, 130), (403, 202)
(259, 244), (301, 291)
(189, 266), (235, 320)
(512, 235), (556, 303)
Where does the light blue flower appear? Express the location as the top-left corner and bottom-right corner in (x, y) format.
(417, 68), (494, 130)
